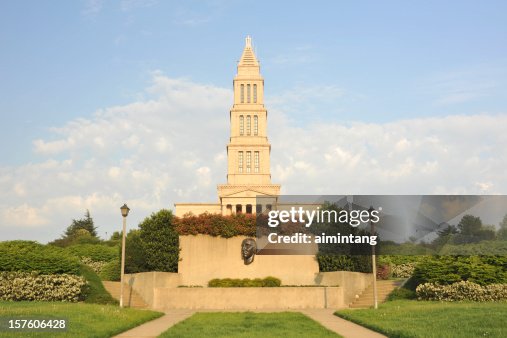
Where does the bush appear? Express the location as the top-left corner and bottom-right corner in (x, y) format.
(376, 264), (390, 280)
(416, 281), (507, 301)
(208, 277), (281, 287)
(174, 213), (256, 238)
(0, 271), (86, 301)
(0, 241), (81, 275)
(66, 244), (118, 262)
(125, 229), (150, 274)
(391, 263), (416, 278)
(317, 254), (372, 273)
(387, 286), (416, 300)
(139, 210), (179, 272)
(80, 257), (108, 274)
(99, 259), (120, 281)
(413, 256), (507, 286)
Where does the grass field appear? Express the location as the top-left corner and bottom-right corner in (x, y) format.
(0, 301), (162, 338)
(336, 300), (507, 338)
(159, 312), (342, 338)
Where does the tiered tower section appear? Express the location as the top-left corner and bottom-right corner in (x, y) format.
(217, 36), (280, 214)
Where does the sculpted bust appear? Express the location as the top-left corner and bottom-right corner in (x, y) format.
(241, 238), (257, 265)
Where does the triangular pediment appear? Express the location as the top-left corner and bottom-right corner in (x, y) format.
(217, 184), (280, 198)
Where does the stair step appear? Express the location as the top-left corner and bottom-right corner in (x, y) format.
(102, 281), (148, 309)
(349, 279), (405, 309)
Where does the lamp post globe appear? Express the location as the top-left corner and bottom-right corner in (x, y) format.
(119, 203), (129, 307)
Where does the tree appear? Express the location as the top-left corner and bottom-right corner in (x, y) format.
(497, 214), (507, 240)
(457, 215), (482, 236)
(124, 229), (149, 274)
(432, 224), (458, 248)
(49, 210), (99, 247)
(139, 209), (179, 272)
(65, 210), (98, 238)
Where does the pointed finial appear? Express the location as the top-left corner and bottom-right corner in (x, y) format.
(245, 35), (252, 48)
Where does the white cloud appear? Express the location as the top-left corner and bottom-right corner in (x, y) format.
(120, 0), (158, 12)
(82, 0), (103, 17)
(1, 74), (507, 242)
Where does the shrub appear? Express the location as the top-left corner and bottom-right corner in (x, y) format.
(416, 281), (507, 301)
(99, 259), (120, 281)
(0, 241), (81, 275)
(413, 256), (507, 286)
(139, 210), (179, 272)
(66, 244), (118, 262)
(125, 229), (150, 274)
(0, 271), (86, 301)
(376, 264), (391, 280)
(80, 257), (108, 274)
(317, 254), (372, 273)
(174, 213), (256, 238)
(387, 286), (416, 300)
(208, 277), (281, 287)
(391, 263), (416, 278)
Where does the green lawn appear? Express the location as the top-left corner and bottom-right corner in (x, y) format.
(0, 301), (162, 338)
(336, 300), (507, 338)
(159, 312), (342, 338)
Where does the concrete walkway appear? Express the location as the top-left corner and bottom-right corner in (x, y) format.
(301, 309), (386, 338)
(114, 308), (385, 338)
(113, 309), (195, 338)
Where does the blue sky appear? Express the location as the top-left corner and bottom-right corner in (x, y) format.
(1, 1), (506, 241)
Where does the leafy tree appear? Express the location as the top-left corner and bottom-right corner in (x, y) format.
(457, 215), (482, 236)
(432, 224), (458, 248)
(49, 210), (99, 247)
(65, 210), (97, 237)
(498, 214), (507, 240)
(139, 209), (179, 272)
(124, 229), (150, 274)
(452, 215), (495, 244)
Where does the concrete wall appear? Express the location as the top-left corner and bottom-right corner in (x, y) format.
(316, 271), (373, 306)
(178, 235), (320, 286)
(174, 203), (221, 217)
(152, 287), (345, 310)
(124, 272), (181, 307)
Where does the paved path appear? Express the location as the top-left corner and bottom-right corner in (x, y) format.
(113, 309), (195, 338)
(301, 309), (386, 338)
(114, 308), (385, 338)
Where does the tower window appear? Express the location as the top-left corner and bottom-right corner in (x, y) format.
(246, 116), (251, 135)
(240, 84), (244, 103)
(238, 151), (243, 173)
(247, 84), (251, 103)
(239, 115), (244, 136)
(246, 151), (251, 173)
(254, 116), (258, 136)
(254, 151), (259, 173)
(253, 84), (257, 103)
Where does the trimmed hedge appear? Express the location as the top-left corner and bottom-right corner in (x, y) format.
(413, 256), (507, 286)
(65, 244), (118, 262)
(174, 213), (256, 238)
(0, 271), (87, 301)
(416, 281), (507, 301)
(317, 254), (372, 273)
(208, 277), (281, 287)
(0, 241), (81, 275)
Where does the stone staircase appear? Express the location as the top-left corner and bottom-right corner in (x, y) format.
(349, 279), (404, 308)
(102, 281), (148, 309)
